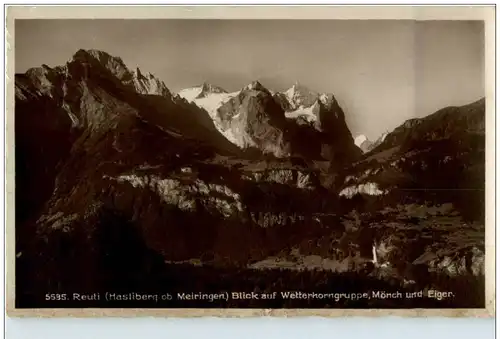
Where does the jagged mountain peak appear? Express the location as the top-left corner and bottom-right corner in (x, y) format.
(25, 64), (52, 78)
(284, 82), (320, 110)
(196, 82), (228, 99)
(244, 80), (269, 92)
(72, 49), (128, 73)
(134, 66), (144, 78)
(82, 48), (112, 57)
(132, 73), (171, 97)
(73, 49), (124, 64)
(69, 50), (153, 89)
(133, 67), (156, 81)
(71, 49), (170, 97)
(70, 48), (141, 92)
(200, 81), (227, 93)
(17, 48), (173, 107)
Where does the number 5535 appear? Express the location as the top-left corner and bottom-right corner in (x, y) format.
(45, 293), (68, 301)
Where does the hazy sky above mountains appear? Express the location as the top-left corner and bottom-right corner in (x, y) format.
(15, 19), (485, 140)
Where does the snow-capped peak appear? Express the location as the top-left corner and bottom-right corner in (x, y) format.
(177, 83), (237, 113)
(197, 82), (228, 98)
(354, 134), (369, 147)
(201, 82), (227, 93)
(177, 86), (203, 102)
(177, 83), (241, 145)
(284, 82), (319, 110)
(178, 82), (228, 102)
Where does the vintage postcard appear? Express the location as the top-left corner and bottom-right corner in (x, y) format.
(5, 5), (495, 317)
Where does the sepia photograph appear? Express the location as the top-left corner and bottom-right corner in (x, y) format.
(6, 6), (495, 316)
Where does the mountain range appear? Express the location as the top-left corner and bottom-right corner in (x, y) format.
(177, 79), (361, 162)
(354, 132), (389, 153)
(15, 49), (486, 308)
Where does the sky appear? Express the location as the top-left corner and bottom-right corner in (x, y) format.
(15, 19), (485, 140)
